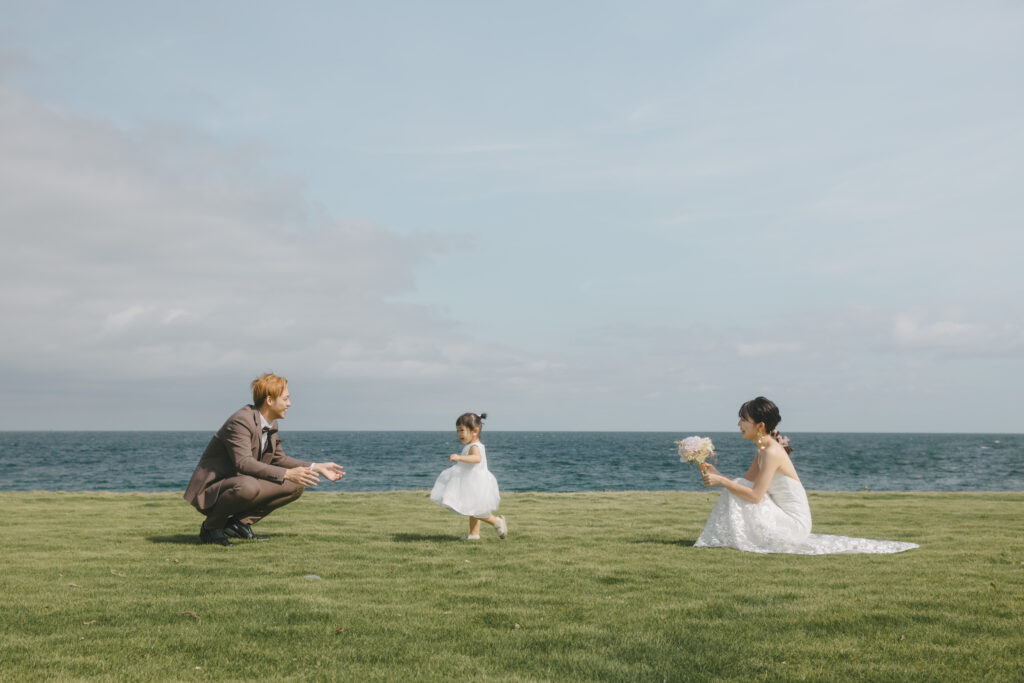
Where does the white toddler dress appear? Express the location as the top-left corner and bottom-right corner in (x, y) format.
(430, 441), (500, 517)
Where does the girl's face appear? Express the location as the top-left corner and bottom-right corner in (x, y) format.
(737, 415), (763, 441)
(456, 424), (479, 444)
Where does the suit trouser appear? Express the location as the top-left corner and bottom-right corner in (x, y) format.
(199, 475), (303, 528)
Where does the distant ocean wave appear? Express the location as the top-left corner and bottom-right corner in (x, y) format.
(1, 431), (1021, 493)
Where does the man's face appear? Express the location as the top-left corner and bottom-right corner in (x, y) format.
(265, 387), (291, 421)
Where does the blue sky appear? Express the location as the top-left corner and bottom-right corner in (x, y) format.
(1, 1), (1022, 431)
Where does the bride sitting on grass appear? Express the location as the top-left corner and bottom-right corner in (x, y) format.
(696, 397), (918, 555)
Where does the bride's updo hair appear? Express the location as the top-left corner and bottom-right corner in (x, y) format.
(739, 397), (792, 454)
(739, 397), (781, 432)
(456, 412), (488, 431)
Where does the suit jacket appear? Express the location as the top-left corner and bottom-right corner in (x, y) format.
(183, 404), (311, 512)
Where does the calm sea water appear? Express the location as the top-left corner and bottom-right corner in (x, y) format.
(0, 431), (1021, 493)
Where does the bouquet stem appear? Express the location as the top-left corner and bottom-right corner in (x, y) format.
(698, 462), (709, 487)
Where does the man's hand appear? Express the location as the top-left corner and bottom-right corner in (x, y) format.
(284, 466), (321, 488)
(313, 462), (345, 482)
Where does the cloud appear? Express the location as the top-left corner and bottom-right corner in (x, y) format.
(734, 341), (804, 358)
(0, 45), (31, 78)
(374, 140), (536, 157)
(889, 313), (1024, 356)
(1, 78), (750, 428)
(0, 82), (540, 391)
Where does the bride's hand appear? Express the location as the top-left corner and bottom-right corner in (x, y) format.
(449, 453), (460, 462)
(701, 463), (724, 487)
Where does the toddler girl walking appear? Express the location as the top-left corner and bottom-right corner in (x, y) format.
(430, 412), (507, 540)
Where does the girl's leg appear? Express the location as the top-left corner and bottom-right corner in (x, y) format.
(480, 514), (507, 538)
(468, 515), (506, 539)
(487, 518), (503, 540)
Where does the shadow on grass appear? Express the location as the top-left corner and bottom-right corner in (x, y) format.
(146, 534), (201, 545)
(146, 534), (297, 544)
(633, 537), (697, 547)
(391, 533), (457, 543)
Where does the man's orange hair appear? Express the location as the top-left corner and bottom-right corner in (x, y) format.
(251, 373), (288, 407)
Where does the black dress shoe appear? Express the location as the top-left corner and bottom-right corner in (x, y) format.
(224, 519), (267, 541)
(199, 523), (233, 546)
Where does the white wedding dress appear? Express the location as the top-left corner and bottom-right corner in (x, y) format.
(695, 467), (919, 555)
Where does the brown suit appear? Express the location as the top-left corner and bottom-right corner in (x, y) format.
(184, 405), (311, 528)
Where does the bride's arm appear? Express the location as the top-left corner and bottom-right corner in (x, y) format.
(743, 455), (760, 481)
(705, 450), (782, 504)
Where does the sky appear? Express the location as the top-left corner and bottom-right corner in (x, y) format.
(1, 1), (1022, 432)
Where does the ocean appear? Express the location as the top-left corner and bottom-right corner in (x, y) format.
(1, 431), (1021, 493)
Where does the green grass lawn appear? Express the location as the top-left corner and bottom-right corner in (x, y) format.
(2, 490), (1022, 681)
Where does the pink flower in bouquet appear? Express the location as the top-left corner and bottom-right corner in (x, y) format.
(675, 436), (715, 465)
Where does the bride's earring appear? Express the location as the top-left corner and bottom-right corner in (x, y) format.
(756, 431), (768, 450)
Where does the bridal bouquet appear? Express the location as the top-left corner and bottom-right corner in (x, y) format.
(675, 436), (716, 484)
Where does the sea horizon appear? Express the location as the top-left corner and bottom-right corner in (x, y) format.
(3, 430), (1021, 494)
(3, 429), (1021, 435)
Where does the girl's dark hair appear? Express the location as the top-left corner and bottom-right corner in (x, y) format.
(739, 397), (792, 454)
(456, 412), (488, 431)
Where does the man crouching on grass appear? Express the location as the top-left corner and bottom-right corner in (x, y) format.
(184, 373), (345, 546)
